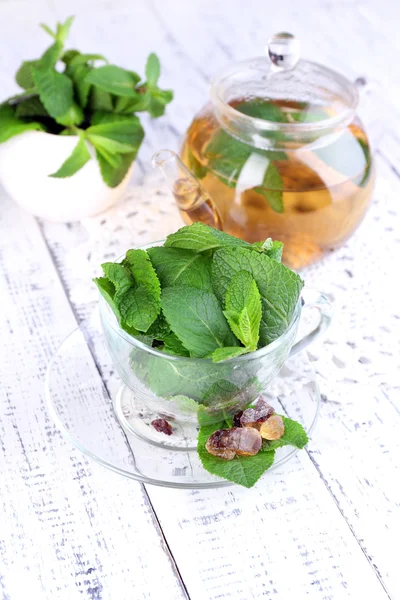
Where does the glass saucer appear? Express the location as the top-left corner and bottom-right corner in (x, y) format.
(45, 309), (320, 489)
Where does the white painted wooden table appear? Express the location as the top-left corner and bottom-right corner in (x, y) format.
(1, 1), (400, 599)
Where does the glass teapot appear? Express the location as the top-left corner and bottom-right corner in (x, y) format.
(154, 33), (375, 269)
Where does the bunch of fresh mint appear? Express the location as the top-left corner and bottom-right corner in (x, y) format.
(95, 223), (307, 487)
(95, 222), (303, 361)
(0, 17), (173, 187)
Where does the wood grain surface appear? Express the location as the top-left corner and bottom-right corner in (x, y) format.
(0, 1), (399, 599)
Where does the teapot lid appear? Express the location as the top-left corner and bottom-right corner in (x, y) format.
(210, 33), (359, 147)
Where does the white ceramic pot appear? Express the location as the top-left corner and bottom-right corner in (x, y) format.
(0, 130), (133, 222)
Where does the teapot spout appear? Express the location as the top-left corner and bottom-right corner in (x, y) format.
(152, 149), (222, 230)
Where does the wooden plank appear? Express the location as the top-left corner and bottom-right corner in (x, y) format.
(0, 193), (188, 600)
(1, 0), (400, 598)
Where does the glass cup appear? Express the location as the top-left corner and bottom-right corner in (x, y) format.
(99, 248), (332, 449)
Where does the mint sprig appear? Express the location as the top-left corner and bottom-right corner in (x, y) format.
(198, 415), (309, 487)
(0, 16), (173, 187)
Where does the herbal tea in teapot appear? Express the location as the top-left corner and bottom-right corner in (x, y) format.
(172, 33), (376, 269)
(180, 98), (374, 269)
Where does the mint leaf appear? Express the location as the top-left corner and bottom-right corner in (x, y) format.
(161, 287), (238, 358)
(198, 423), (276, 488)
(163, 333), (190, 357)
(39, 41), (64, 68)
(165, 222), (252, 253)
(89, 86), (114, 111)
(169, 394), (199, 415)
(212, 247), (303, 345)
(54, 16), (74, 44)
(261, 416), (309, 451)
(224, 270), (261, 349)
(145, 53), (160, 86)
(95, 151), (134, 187)
(205, 129), (251, 189)
(93, 276), (117, 313)
(56, 102), (84, 127)
(72, 65), (92, 108)
(50, 135), (91, 178)
(32, 66), (74, 121)
(124, 249), (161, 295)
(15, 97), (47, 118)
(146, 88), (173, 118)
(90, 117), (144, 187)
(16, 60), (40, 89)
(147, 246), (212, 291)
(235, 100), (288, 123)
(61, 49), (80, 66)
(102, 262), (133, 298)
(212, 346), (248, 362)
(0, 105), (44, 143)
(68, 53), (107, 71)
(259, 238), (283, 262)
(116, 249), (161, 332)
(87, 118), (145, 150)
(253, 162), (284, 213)
(85, 65), (140, 97)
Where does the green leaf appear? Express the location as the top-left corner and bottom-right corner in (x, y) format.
(72, 65), (92, 108)
(40, 23), (56, 38)
(165, 222), (252, 253)
(169, 394), (199, 414)
(95, 150), (134, 187)
(116, 249), (161, 332)
(40, 41), (64, 68)
(61, 49), (80, 66)
(145, 53), (160, 86)
(89, 86), (114, 111)
(102, 262), (133, 297)
(147, 88), (173, 117)
(16, 60), (40, 90)
(163, 333), (190, 357)
(161, 287), (238, 358)
(85, 65), (140, 97)
(90, 117), (144, 187)
(69, 53), (107, 70)
(93, 276), (117, 313)
(86, 118), (144, 149)
(224, 270), (262, 349)
(198, 422), (276, 488)
(256, 238), (283, 262)
(212, 347), (248, 362)
(88, 134), (136, 155)
(0, 105), (44, 144)
(124, 249), (161, 296)
(15, 97), (47, 118)
(32, 66), (74, 121)
(90, 111), (136, 126)
(49, 135), (91, 178)
(253, 162), (284, 213)
(236, 100), (288, 123)
(212, 247), (303, 346)
(261, 416), (309, 451)
(147, 246), (213, 291)
(56, 102), (84, 127)
(55, 16), (74, 44)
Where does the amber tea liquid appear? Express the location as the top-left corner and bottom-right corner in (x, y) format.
(181, 100), (374, 268)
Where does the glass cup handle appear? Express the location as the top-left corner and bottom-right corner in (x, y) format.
(289, 288), (332, 357)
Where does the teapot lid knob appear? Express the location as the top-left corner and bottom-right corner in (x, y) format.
(267, 32), (300, 71)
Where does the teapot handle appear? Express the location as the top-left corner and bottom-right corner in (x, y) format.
(289, 288), (332, 357)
